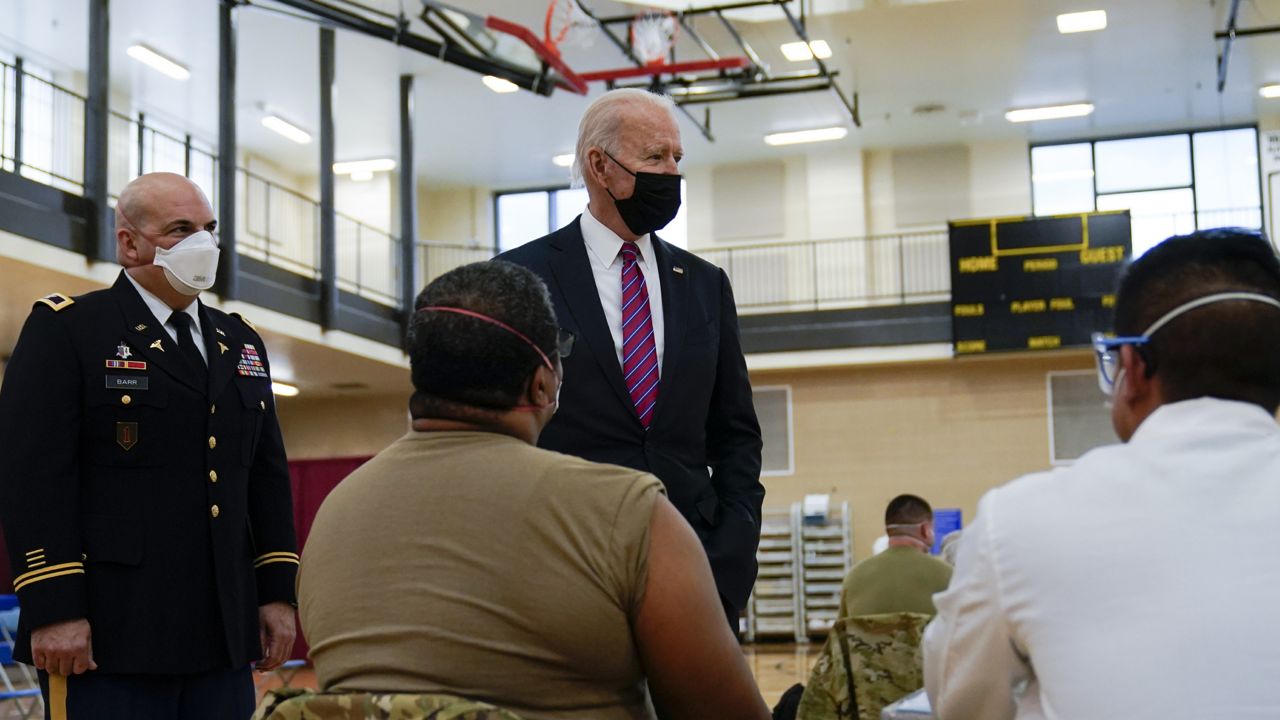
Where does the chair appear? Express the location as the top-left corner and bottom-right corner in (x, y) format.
(0, 599), (42, 720)
(252, 687), (526, 720)
(796, 612), (931, 720)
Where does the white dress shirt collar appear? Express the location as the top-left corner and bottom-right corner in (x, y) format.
(124, 270), (201, 330)
(580, 205), (655, 271)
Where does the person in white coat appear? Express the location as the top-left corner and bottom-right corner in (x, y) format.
(924, 228), (1280, 720)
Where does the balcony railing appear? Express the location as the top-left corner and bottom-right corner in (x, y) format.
(0, 56), (403, 309)
(699, 230), (953, 314)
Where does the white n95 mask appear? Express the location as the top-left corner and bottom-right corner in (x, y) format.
(153, 230), (220, 296)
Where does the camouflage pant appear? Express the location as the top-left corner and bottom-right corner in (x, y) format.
(252, 687), (526, 720)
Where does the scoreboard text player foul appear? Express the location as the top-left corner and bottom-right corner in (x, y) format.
(949, 211), (1132, 354)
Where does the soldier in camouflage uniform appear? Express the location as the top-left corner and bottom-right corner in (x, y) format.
(796, 612), (931, 720)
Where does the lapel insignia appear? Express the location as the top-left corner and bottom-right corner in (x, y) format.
(150, 339), (165, 352)
(218, 342), (229, 355)
(215, 328), (226, 337)
(237, 344), (268, 378)
(672, 266), (684, 275)
(134, 323), (148, 332)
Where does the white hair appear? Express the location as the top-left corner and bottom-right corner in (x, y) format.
(571, 88), (677, 187)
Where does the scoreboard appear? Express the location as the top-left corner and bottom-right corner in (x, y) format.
(949, 211), (1131, 355)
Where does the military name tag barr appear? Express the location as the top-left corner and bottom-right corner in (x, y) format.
(106, 375), (149, 390)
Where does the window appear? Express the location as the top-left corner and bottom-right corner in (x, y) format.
(1031, 128), (1261, 257)
(495, 181), (689, 253)
(753, 385), (794, 476)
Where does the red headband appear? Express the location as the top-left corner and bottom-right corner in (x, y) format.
(417, 305), (554, 373)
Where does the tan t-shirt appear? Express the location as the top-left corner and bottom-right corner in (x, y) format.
(298, 431), (665, 720)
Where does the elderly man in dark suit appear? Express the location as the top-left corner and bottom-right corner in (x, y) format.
(498, 88), (764, 628)
(0, 172), (298, 718)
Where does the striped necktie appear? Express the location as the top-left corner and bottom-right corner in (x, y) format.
(620, 242), (660, 428)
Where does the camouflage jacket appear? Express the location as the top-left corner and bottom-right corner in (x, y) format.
(252, 688), (526, 720)
(796, 612), (931, 720)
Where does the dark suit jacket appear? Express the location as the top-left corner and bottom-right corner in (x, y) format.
(498, 218), (765, 608)
(0, 272), (298, 673)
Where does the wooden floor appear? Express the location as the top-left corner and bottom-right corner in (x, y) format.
(252, 643), (820, 710)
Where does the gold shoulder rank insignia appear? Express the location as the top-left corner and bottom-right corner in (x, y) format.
(35, 292), (75, 312)
(231, 312), (257, 332)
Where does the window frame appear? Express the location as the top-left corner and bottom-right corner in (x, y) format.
(492, 184), (578, 254)
(1028, 124), (1263, 231)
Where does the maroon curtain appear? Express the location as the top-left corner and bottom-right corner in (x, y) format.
(287, 456), (372, 660)
(0, 458), (369, 656)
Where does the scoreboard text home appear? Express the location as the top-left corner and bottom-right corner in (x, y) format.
(949, 211), (1132, 354)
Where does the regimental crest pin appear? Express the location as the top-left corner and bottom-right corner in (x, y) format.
(116, 342), (132, 360)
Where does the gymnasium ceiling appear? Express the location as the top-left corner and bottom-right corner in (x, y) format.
(0, 0), (1276, 189)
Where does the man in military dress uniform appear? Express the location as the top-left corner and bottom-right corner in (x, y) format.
(0, 172), (299, 718)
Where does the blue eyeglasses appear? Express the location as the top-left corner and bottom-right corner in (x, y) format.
(1091, 291), (1280, 396)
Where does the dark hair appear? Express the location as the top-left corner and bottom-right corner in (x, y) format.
(1113, 228), (1280, 412)
(406, 261), (558, 419)
(885, 494), (933, 526)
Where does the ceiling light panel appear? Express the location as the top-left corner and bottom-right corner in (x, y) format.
(126, 44), (190, 81)
(482, 75), (519, 94)
(1004, 103), (1094, 123)
(261, 115), (312, 144)
(1056, 10), (1107, 34)
(764, 127), (849, 146)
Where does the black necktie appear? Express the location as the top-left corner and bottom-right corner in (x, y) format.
(169, 311), (207, 379)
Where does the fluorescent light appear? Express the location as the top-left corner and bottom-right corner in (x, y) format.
(780, 40), (832, 62)
(1260, 84), (1280, 99)
(1032, 169), (1095, 182)
(271, 382), (299, 397)
(1056, 10), (1107, 34)
(349, 170), (374, 182)
(764, 126), (849, 146)
(126, 44), (190, 81)
(552, 153), (575, 167)
(482, 75), (519, 94)
(261, 115), (312, 144)
(332, 158), (396, 175)
(1004, 103), (1094, 123)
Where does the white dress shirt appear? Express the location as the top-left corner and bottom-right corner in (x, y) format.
(124, 271), (209, 364)
(580, 207), (665, 373)
(924, 398), (1280, 720)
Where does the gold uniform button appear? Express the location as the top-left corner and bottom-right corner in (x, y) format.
(121, 395), (132, 405)
(211, 504), (220, 518)
(259, 400), (266, 410)
(208, 436), (217, 450)
(210, 404), (216, 415)
(209, 470), (218, 483)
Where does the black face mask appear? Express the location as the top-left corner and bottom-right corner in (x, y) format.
(603, 151), (682, 236)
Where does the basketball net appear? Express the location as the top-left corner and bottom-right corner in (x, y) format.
(545, 0), (598, 56)
(630, 10), (678, 66)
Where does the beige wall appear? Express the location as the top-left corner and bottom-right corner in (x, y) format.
(277, 393), (409, 460)
(275, 349), (1099, 562)
(419, 184), (493, 246)
(751, 350), (1094, 559)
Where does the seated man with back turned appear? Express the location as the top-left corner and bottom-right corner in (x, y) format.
(297, 262), (770, 720)
(925, 229), (1280, 719)
(838, 495), (953, 619)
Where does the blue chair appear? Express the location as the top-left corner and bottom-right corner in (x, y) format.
(0, 601), (43, 720)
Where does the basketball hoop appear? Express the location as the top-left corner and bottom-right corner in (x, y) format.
(545, 0), (598, 57)
(630, 10), (678, 66)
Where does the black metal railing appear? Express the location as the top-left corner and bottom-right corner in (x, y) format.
(698, 229), (952, 313)
(0, 57), (86, 194)
(0, 55), (405, 308)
